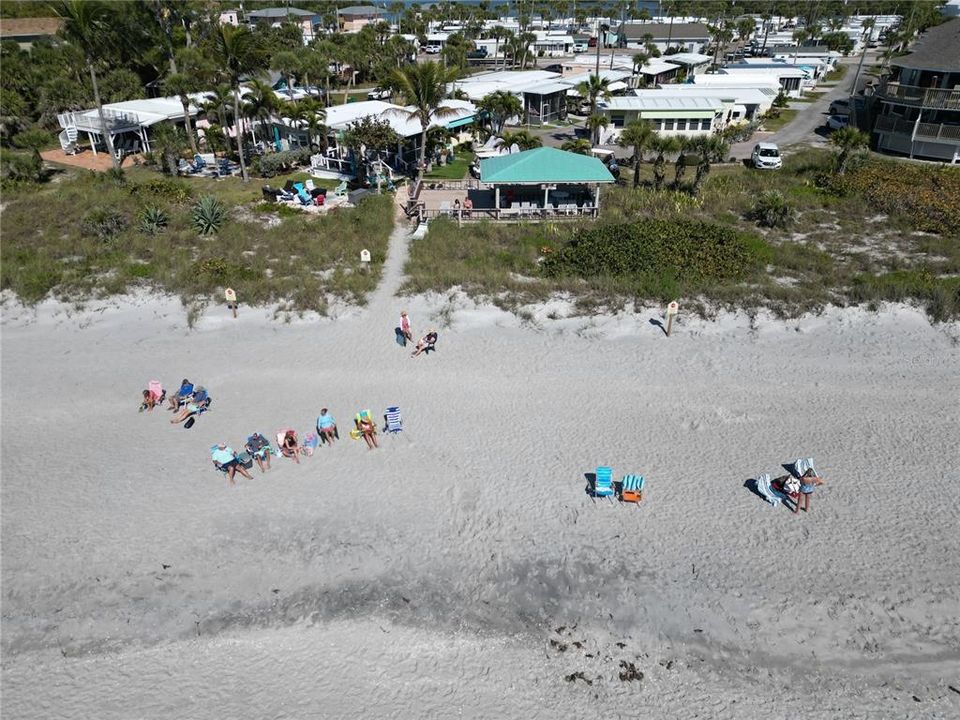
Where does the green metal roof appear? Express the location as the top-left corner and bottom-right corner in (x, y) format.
(480, 147), (615, 185)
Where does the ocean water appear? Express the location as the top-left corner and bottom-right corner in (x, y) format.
(398, 0), (661, 13)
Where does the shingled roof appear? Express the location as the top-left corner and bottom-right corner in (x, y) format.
(891, 18), (960, 73)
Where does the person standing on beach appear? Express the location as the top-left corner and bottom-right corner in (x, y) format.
(400, 311), (412, 343)
(795, 468), (824, 513)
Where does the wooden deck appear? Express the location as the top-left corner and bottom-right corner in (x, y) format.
(40, 148), (144, 172)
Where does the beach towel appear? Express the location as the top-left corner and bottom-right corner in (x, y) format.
(147, 380), (164, 401)
(786, 457), (818, 479)
(395, 327), (406, 347)
(755, 473), (787, 507)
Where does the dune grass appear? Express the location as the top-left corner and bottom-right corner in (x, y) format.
(403, 149), (960, 321)
(1, 167), (394, 315)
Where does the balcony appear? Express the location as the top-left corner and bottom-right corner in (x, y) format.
(57, 109), (141, 135)
(874, 114), (960, 144)
(876, 81), (960, 110)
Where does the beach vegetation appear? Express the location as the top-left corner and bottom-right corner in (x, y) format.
(191, 196), (227, 235)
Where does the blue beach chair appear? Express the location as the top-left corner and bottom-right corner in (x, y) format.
(621, 474), (645, 503)
(383, 406), (403, 434)
(594, 466), (615, 499)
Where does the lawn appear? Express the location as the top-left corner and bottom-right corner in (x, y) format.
(403, 149), (960, 321)
(424, 150), (475, 180)
(823, 64), (848, 83)
(1, 165), (394, 316)
(761, 109), (798, 131)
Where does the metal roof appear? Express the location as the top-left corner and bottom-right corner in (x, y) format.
(620, 22), (711, 40)
(480, 147), (615, 185)
(338, 6), (387, 16)
(600, 95), (722, 111)
(246, 7), (316, 18)
(522, 82), (572, 95)
(662, 52), (712, 66)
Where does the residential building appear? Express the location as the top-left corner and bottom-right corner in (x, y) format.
(612, 22), (711, 54)
(661, 52), (712, 76)
(868, 18), (960, 163)
(636, 59), (683, 86)
(649, 85), (776, 121)
(710, 66), (806, 96)
(596, 95), (723, 143)
(218, 9), (240, 26)
(338, 6), (387, 33)
(245, 7), (320, 44)
(0, 17), (62, 48)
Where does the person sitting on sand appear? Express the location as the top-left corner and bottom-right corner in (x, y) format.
(168, 379), (193, 411)
(245, 433), (272, 473)
(316, 409), (338, 444)
(411, 330), (438, 357)
(211, 443), (253, 485)
(795, 468), (824, 514)
(140, 389), (157, 412)
(356, 414), (378, 450)
(170, 399), (203, 424)
(281, 430), (301, 463)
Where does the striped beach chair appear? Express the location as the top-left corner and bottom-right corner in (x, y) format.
(621, 474), (645, 503)
(594, 466), (615, 499)
(383, 406), (403, 434)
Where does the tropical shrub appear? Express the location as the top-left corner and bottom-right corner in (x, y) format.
(824, 160), (960, 234)
(81, 208), (128, 240)
(747, 190), (796, 228)
(129, 177), (192, 203)
(541, 218), (768, 283)
(0, 149), (43, 184)
(258, 148), (313, 177)
(192, 196), (227, 235)
(139, 206), (168, 235)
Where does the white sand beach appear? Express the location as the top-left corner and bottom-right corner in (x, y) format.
(2, 226), (960, 718)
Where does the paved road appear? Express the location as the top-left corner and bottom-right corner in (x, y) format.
(731, 54), (865, 158)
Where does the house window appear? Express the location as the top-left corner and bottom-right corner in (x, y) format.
(654, 118), (664, 130)
(611, 113), (626, 127)
(676, 119), (687, 130)
(701, 118), (712, 130)
(664, 119), (675, 130)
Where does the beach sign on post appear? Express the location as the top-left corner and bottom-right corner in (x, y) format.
(225, 287), (237, 319)
(360, 249), (371, 273)
(666, 301), (679, 337)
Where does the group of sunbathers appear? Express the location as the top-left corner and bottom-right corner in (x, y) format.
(775, 468), (824, 513)
(210, 408), (383, 485)
(139, 378), (212, 425)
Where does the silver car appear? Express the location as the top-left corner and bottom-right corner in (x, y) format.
(751, 142), (782, 169)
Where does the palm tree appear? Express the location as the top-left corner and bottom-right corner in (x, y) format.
(561, 138), (593, 155)
(496, 129), (541, 151)
(242, 79), (279, 146)
(631, 51), (650, 78)
(499, 29), (515, 69)
(56, 0), (119, 170)
(576, 74), (611, 140)
(617, 120), (653, 188)
(299, 98), (328, 150)
(673, 136), (690, 188)
(388, 61), (460, 180)
(489, 26), (504, 64)
(202, 85), (234, 128)
(587, 113), (609, 145)
(687, 135), (729, 195)
(648, 133), (679, 191)
(829, 128), (869, 174)
(477, 90), (522, 136)
(211, 23), (264, 182)
(162, 71), (200, 157)
(272, 50), (301, 105)
(150, 121), (186, 175)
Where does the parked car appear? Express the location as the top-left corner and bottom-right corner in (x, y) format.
(826, 114), (849, 130)
(828, 98), (850, 116)
(467, 47), (488, 59)
(573, 41), (587, 53)
(751, 142), (782, 169)
(367, 87), (392, 100)
(425, 44), (441, 54)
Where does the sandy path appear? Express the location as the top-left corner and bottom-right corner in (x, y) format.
(2, 281), (959, 718)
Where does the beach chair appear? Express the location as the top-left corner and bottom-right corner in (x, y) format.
(383, 406), (403, 434)
(333, 180), (348, 197)
(246, 433), (274, 459)
(621, 474), (645, 503)
(594, 466), (615, 499)
(302, 432), (320, 456)
(148, 380), (165, 404)
(755, 472), (787, 507)
(439, 200), (452, 216)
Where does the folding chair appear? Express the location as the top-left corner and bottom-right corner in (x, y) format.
(594, 466), (615, 499)
(621, 474), (645, 503)
(383, 406), (403, 434)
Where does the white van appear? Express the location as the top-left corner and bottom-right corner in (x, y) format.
(425, 43), (442, 54)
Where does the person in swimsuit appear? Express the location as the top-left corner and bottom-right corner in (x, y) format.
(281, 430), (301, 463)
(356, 415), (378, 450)
(411, 330), (438, 357)
(795, 468), (824, 514)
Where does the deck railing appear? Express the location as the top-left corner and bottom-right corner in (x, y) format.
(877, 81), (960, 110)
(419, 206), (599, 222)
(874, 115), (960, 142)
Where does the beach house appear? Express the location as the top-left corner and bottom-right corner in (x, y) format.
(337, 6), (387, 33)
(596, 95), (723, 143)
(867, 18), (960, 163)
(614, 22), (712, 54)
(245, 7), (320, 43)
